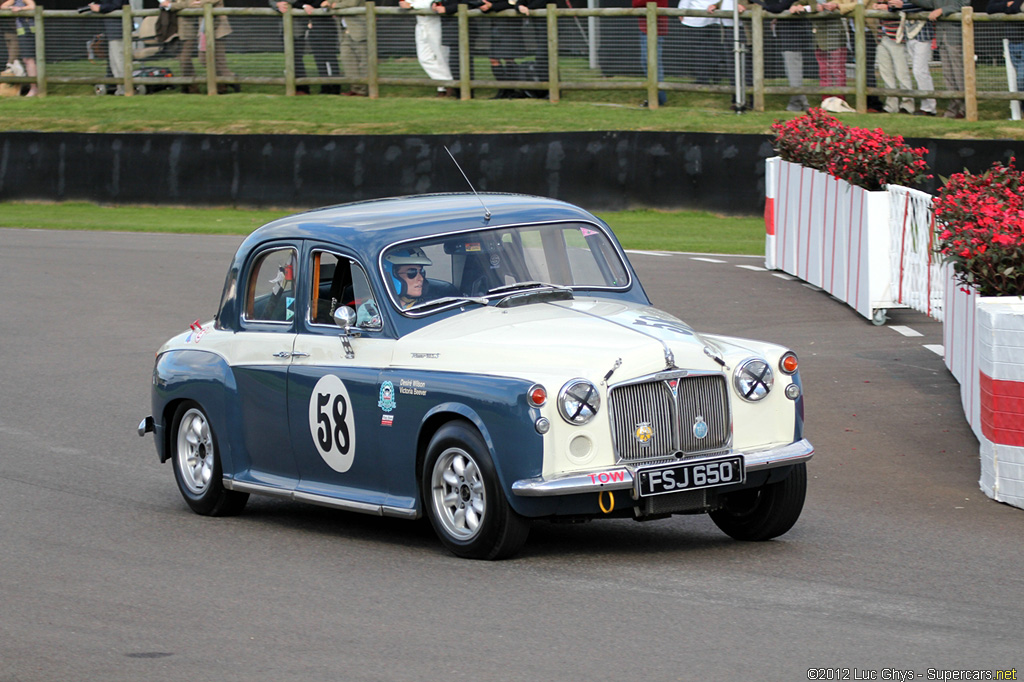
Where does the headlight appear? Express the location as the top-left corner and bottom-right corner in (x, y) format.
(557, 379), (600, 425)
(734, 358), (773, 401)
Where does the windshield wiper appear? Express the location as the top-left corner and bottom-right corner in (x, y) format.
(486, 281), (568, 295)
(405, 296), (489, 314)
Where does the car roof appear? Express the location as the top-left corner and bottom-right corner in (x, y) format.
(238, 193), (605, 257)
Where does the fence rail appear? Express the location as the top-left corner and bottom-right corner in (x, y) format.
(2, 3), (1022, 118)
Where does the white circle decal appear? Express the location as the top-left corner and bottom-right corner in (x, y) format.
(308, 374), (357, 473)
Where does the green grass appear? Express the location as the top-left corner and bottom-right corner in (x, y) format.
(5, 85), (1023, 139)
(0, 201), (766, 254)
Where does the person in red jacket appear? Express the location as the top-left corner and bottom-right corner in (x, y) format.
(633, 0), (668, 106)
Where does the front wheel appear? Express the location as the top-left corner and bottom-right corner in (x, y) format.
(422, 421), (529, 560)
(171, 401), (248, 517)
(709, 463), (807, 541)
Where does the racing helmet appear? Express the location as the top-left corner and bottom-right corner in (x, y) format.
(383, 246), (432, 299)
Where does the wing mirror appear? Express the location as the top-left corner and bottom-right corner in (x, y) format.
(333, 306), (358, 359)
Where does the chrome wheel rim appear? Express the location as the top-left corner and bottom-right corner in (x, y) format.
(176, 408), (214, 495)
(430, 447), (486, 541)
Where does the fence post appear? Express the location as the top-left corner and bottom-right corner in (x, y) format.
(283, 9), (296, 95)
(645, 2), (658, 108)
(33, 3), (46, 97)
(751, 4), (764, 111)
(458, 3), (470, 99)
(547, 3), (559, 103)
(122, 5), (134, 96)
(853, 1), (866, 113)
(204, 1), (217, 94)
(962, 6), (977, 121)
(366, 1), (379, 98)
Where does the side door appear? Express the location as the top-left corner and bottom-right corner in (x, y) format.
(286, 247), (398, 508)
(231, 242), (301, 487)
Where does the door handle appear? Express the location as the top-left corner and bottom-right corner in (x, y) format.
(272, 351), (310, 358)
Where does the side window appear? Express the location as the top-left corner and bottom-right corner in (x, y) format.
(244, 247), (297, 323)
(309, 251), (381, 331)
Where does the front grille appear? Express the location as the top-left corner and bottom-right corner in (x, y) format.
(609, 373), (730, 463)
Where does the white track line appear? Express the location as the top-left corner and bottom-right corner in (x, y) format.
(890, 325), (924, 337)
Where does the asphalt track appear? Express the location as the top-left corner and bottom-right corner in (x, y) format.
(1, 227), (1021, 682)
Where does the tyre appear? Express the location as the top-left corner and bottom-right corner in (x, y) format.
(422, 421), (530, 560)
(709, 463), (807, 541)
(171, 401), (248, 517)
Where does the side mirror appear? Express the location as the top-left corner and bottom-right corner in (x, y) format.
(333, 306), (358, 359)
(333, 306), (357, 330)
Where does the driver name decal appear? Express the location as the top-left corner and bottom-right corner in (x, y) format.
(309, 374), (357, 473)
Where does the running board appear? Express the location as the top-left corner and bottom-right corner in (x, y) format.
(223, 479), (419, 520)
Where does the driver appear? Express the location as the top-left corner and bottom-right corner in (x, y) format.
(384, 246), (432, 309)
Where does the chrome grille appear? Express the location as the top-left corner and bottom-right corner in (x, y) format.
(609, 374), (730, 463)
(608, 381), (675, 461)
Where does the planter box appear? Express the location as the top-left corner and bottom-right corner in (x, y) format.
(944, 267), (1024, 510)
(765, 157), (896, 324)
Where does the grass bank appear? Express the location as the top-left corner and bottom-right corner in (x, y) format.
(0, 201), (765, 255)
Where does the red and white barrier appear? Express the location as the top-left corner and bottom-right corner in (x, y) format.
(765, 157), (898, 323)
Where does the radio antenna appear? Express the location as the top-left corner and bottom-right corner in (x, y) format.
(444, 146), (491, 221)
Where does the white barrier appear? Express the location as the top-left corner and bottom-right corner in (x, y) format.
(887, 185), (945, 322)
(765, 157), (898, 324)
(767, 159), (1024, 510)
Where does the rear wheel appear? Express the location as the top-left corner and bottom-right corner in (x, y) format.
(422, 421), (529, 560)
(709, 463), (806, 541)
(171, 401), (248, 517)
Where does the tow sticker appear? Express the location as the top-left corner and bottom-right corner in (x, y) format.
(309, 374), (357, 473)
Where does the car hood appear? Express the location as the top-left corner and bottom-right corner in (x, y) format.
(391, 297), (766, 381)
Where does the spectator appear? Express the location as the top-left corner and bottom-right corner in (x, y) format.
(632, 0), (669, 106)
(2, 7), (18, 68)
(678, 0), (721, 85)
(482, 0), (525, 99)
(891, 0), (966, 118)
(512, 0), (549, 98)
(399, 0), (455, 96)
(0, 0), (33, 96)
(871, 0), (915, 113)
(795, 0), (856, 103)
(168, 0), (236, 93)
(763, 0), (812, 111)
(899, 0), (937, 115)
(329, 0), (368, 96)
(987, 0), (1023, 110)
(432, 0), (482, 92)
(273, 0), (313, 94)
(88, 0), (125, 95)
(307, 0), (342, 94)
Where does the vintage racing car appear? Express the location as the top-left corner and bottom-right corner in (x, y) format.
(139, 193), (813, 559)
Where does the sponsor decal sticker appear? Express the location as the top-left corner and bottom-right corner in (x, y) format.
(381, 414), (394, 427)
(399, 378), (428, 397)
(309, 375), (357, 473)
(378, 380), (396, 412)
(410, 352), (440, 359)
(580, 227), (599, 237)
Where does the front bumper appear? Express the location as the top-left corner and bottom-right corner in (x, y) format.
(510, 438), (813, 497)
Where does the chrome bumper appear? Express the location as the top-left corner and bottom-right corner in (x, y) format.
(510, 438), (813, 497)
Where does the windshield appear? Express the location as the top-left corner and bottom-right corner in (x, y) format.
(380, 222), (630, 314)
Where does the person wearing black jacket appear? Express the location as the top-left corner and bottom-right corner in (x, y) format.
(761, 0), (812, 111)
(89, 0), (126, 94)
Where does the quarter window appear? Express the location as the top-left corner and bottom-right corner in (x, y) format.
(244, 247), (297, 323)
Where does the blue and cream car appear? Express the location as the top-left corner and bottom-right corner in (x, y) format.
(139, 193), (813, 559)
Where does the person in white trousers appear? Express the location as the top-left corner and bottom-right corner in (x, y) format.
(900, 6), (938, 115)
(400, 0), (454, 96)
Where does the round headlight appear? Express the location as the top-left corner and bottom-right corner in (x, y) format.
(734, 358), (774, 402)
(558, 379), (600, 425)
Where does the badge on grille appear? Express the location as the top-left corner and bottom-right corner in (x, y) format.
(692, 415), (709, 439)
(634, 422), (653, 445)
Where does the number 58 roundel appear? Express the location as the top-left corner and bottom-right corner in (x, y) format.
(308, 374), (357, 473)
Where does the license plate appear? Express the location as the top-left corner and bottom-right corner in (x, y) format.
(636, 455), (745, 497)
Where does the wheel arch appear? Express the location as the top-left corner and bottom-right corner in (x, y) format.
(153, 349), (241, 475)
